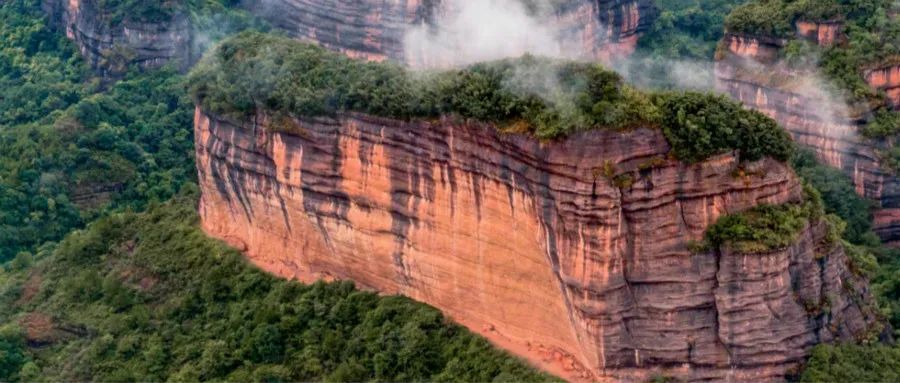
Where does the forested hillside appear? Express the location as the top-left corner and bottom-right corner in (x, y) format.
(0, 1), (553, 381)
(0, 0), (899, 381)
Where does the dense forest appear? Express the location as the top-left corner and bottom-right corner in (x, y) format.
(0, 1), (552, 381)
(725, 0), (900, 169)
(1, 0), (899, 381)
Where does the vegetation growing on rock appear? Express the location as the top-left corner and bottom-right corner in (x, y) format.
(724, 0), (899, 101)
(703, 201), (816, 253)
(189, 31), (794, 163)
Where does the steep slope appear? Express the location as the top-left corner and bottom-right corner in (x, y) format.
(246, 0), (658, 63)
(194, 108), (881, 382)
(714, 1), (900, 245)
(41, 0), (193, 75)
(189, 34), (884, 382)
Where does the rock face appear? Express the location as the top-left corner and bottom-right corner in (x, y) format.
(715, 32), (900, 245)
(246, 0), (657, 63)
(794, 20), (844, 47)
(866, 63), (900, 109)
(41, 0), (193, 76)
(194, 107), (881, 382)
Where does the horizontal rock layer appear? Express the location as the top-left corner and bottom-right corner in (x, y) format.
(41, 0), (194, 76)
(195, 107), (880, 382)
(245, 0), (658, 63)
(715, 33), (900, 245)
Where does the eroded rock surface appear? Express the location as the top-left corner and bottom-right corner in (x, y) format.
(245, 0), (658, 63)
(42, 0), (193, 76)
(195, 108), (881, 382)
(715, 32), (900, 245)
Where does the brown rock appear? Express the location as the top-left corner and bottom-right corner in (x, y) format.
(245, 0), (658, 64)
(41, 0), (194, 76)
(866, 63), (900, 109)
(194, 107), (881, 382)
(715, 33), (900, 246)
(794, 20), (844, 47)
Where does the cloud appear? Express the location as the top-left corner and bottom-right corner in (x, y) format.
(403, 0), (585, 68)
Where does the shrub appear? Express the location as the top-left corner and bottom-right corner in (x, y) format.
(189, 32), (795, 163)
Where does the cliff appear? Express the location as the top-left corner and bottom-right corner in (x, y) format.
(194, 107), (882, 382)
(866, 62), (900, 109)
(715, 32), (900, 245)
(41, 0), (193, 76)
(245, 0), (657, 63)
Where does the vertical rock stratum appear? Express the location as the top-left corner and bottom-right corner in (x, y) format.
(715, 28), (900, 245)
(194, 108), (882, 382)
(246, 0), (658, 63)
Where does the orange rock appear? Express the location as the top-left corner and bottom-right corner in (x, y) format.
(715, 33), (900, 246)
(195, 108), (882, 382)
(866, 64), (900, 108)
(795, 20), (844, 47)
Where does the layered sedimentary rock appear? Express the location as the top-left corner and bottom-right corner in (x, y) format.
(245, 0), (657, 63)
(794, 20), (844, 47)
(866, 63), (900, 109)
(715, 31), (900, 245)
(195, 108), (881, 382)
(41, 0), (193, 76)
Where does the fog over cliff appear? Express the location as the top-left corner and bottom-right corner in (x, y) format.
(403, 0), (582, 68)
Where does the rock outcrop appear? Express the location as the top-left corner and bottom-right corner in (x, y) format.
(866, 62), (900, 109)
(245, 0), (657, 63)
(41, 0), (194, 76)
(715, 31), (900, 245)
(194, 107), (882, 382)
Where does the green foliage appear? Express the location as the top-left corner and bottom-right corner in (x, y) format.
(791, 149), (879, 245)
(95, 0), (245, 25)
(0, 192), (556, 382)
(637, 0), (749, 60)
(189, 32), (662, 138)
(724, 0), (846, 37)
(0, 326), (27, 381)
(724, 0), (899, 101)
(190, 31), (795, 164)
(861, 109), (900, 139)
(801, 344), (900, 382)
(0, 0), (265, 262)
(659, 92), (794, 163)
(704, 201), (815, 253)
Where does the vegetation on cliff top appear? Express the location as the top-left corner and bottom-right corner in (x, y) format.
(0, 2), (556, 381)
(724, 0), (900, 178)
(188, 31), (794, 163)
(724, 0), (899, 98)
(0, 191), (555, 382)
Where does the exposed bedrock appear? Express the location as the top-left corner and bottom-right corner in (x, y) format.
(715, 32), (900, 246)
(41, 0), (194, 76)
(244, 0), (658, 63)
(194, 107), (881, 382)
(866, 63), (900, 109)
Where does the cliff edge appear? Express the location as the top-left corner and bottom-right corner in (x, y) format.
(194, 108), (881, 382)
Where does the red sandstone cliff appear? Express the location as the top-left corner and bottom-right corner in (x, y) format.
(244, 0), (658, 64)
(866, 61), (900, 109)
(194, 108), (881, 382)
(715, 29), (900, 245)
(41, 0), (194, 76)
